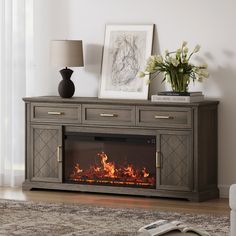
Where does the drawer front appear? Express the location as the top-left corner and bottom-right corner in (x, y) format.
(136, 106), (192, 128)
(31, 103), (81, 123)
(82, 104), (135, 126)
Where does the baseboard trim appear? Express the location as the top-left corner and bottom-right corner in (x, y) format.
(219, 185), (230, 198)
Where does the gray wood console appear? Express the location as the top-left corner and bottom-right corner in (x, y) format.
(23, 96), (219, 201)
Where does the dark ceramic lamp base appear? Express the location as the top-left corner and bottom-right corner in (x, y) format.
(58, 68), (75, 98)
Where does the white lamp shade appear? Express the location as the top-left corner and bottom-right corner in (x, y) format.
(50, 40), (84, 67)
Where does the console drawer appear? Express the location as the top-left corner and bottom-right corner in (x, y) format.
(82, 104), (135, 126)
(31, 103), (81, 123)
(136, 106), (192, 128)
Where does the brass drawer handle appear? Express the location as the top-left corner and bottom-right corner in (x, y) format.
(154, 115), (173, 120)
(100, 113), (118, 117)
(48, 111), (64, 115)
(57, 145), (62, 162)
(156, 151), (161, 168)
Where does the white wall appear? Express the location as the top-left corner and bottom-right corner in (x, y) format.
(29, 0), (236, 197)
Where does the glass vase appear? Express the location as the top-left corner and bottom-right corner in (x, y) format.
(169, 72), (189, 93)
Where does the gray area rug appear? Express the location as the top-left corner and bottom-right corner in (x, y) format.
(0, 199), (229, 236)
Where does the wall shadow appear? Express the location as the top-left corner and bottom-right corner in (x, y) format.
(84, 44), (103, 76)
(149, 26), (166, 97)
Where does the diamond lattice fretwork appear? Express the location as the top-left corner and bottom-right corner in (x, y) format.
(33, 128), (59, 178)
(160, 134), (189, 187)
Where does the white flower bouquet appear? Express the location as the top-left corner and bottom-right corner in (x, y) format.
(138, 41), (209, 92)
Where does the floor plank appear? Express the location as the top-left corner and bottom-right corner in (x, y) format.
(0, 187), (229, 216)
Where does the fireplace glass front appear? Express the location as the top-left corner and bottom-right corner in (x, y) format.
(64, 132), (156, 189)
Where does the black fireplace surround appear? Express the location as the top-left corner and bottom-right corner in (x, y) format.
(64, 132), (156, 189)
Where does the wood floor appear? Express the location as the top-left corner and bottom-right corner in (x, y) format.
(0, 187), (229, 216)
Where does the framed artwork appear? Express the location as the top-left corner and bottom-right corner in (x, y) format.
(99, 24), (154, 100)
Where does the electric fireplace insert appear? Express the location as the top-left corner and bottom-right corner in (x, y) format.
(64, 132), (156, 189)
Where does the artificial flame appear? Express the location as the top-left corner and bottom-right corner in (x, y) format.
(94, 167), (101, 172)
(69, 151), (155, 188)
(142, 167), (150, 178)
(124, 165), (136, 178)
(74, 164), (83, 173)
(98, 152), (116, 178)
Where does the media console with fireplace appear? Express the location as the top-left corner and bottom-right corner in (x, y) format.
(23, 96), (219, 201)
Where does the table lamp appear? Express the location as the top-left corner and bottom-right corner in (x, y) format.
(51, 40), (84, 98)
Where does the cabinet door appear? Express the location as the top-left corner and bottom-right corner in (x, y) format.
(30, 125), (63, 182)
(156, 130), (193, 191)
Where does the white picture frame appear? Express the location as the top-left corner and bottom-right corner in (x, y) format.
(99, 24), (154, 100)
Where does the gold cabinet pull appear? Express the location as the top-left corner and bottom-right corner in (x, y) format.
(156, 151), (161, 168)
(100, 113), (118, 117)
(48, 111), (64, 115)
(57, 145), (62, 162)
(154, 115), (173, 119)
